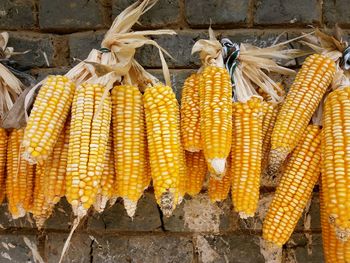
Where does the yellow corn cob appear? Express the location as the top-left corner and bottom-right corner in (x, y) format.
(262, 125), (321, 246)
(199, 66), (232, 176)
(322, 86), (350, 239)
(231, 97), (263, 218)
(0, 128), (7, 203)
(185, 151), (207, 196)
(66, 83), (111, 217)
(32, 123), (70, 228)
(208, 156), (231, 202)
(320, 181), (350, 263)
(181, 73), (201, 152)
(269, 54), (335, 174)
(261, 102), (280, 171)
(22, 75), (75, 164)
(6, 128), (35, 219)
(143, 84), (182, 216)
(111, 85), (149, 217)
(93, 132), (115, 213)
(178, 143), (187, 203)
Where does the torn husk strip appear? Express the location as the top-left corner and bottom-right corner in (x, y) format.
(192, 27), (225, 69)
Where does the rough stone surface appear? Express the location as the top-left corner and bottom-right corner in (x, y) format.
(43, 198), (74, 231)
(92, 235), (194, 263)
(46, 233), (91, 263)
(0, 234), (38, 263)
(323, 0), (350, 26)
(31, 67), (70, 81)
(113, 0), (180, 27)
(185, 0), (249, 26)
(7, 32), (57, 68)
(255, 0), (320, 25)
(87, 192), (162, 232)
(0, 0), (36, 29)
(287, 233), (324, 263)
(197, 235), (265, 263)
(39, 0), (108, 31)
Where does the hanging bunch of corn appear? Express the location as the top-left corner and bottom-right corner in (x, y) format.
(268, 29), (337, 178)
(0, 32), (27, 204)
(221, 37), (303, 218)
(190, 29), (232, 177)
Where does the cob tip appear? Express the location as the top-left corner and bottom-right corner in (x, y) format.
(259, 238), (283, 263)
(333, 222), (350, 242)
(11, 205), (26, 220)
(22, 151), (37, 165)
(93, 195), (109, 213)
(160, 190), (175, 217)
(266, 149), (288, 182)
(34, 216), (46, 230)
(209, 158), (226, 175)
(239, 211), (254, 219)
(123, 198), (137, 218)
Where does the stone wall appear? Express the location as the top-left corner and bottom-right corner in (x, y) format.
(0, 0), (341, 262)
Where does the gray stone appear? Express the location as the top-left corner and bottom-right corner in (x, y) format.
(46, 233), (91, 263)
(323, 0), (350, 26)
(43, 198), (74, 231)
(93, 235), (194, 263)
(0, 234), (38, 263)
(185, 0), (249, 26)
(113, 0), (180, 27)
(68, 30), (106, 64)
(31, 67), (70, 81)
(287, 233), (324, 263)
(0, 203), (35, 229)
(135, 31), (205, 68)
(0, 0), (36, 29)
(39, 0), (108, 31)
(87, 192), (162, 232)
(7, 32), (57, 68)
(197, 235), (265, 263)
(255, 0), (320, 25)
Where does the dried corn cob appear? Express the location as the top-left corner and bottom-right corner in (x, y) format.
(144, 84), (182, 216)
(6, 128), (35, 219)
(185, 151), (207, 196)
(263, 125), (321, 246)
(261, 102), (280, 171)
(178, 144), (187, 203)
(23, 75), (75, 164)
(66, 82), (111, 217)
(208, 156), (231, 202)
(111, 85), (149, 217)
(94, 132), (115, 213)
(269, 54), (335, 175)
(231, 97), (263, 218)
(32, 123), (70, 228)
(0, 128), (7, 203)
(320, 181), (350, 262)
(199, 66), (232, 176)
(322, 86), (350, 239)
(181, 73), (202, 152)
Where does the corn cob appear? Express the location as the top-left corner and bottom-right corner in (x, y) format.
(143, 84), (182, 216)
(269, 54), (335, 175)
(185, 151), (207, 196)
(322, 86), (350, 239)
(0, 128), (7, 203)
(261, 102), (280, 171)
(178, 144), (187, 203)
(22, 75), (75, 164)
(6, 128), (35, 219)
(66, 82), (111, 217)
(199, 66), (232, 176)
(111, 85), (149, 217)
(320, 181), (350, 262)
(262, 125), (321, 246)
(181, 73), (202, 152)
(32, 123), (70, 228)
(93, 132), (115, 213)
(231, 97), (263, 218)
(208, 156), (231, 202)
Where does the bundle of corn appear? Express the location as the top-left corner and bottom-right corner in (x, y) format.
(190, 29), (232, 177)
(268, 29), (337, 178)
(0, 32), (31, 212)
(221, 37), (303, 218)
